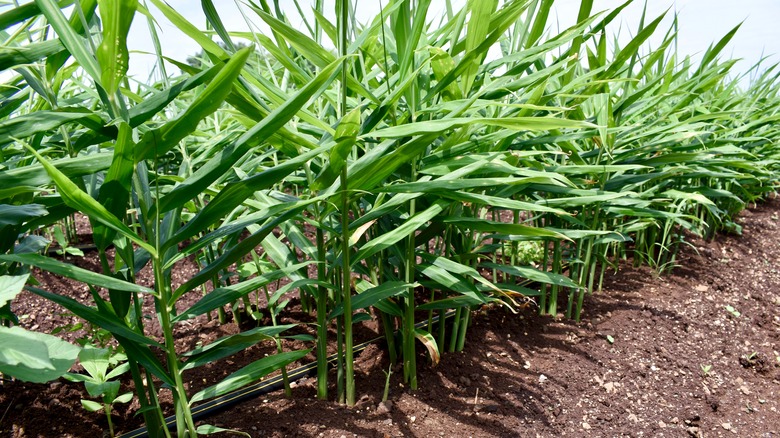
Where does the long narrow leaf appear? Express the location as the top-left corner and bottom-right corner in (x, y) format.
(0, 254), (153, 294)
(24, 146), (156, 256)
(190, 350), (309, 403)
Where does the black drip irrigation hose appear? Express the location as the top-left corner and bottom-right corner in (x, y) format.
(119, 310), (458, 438)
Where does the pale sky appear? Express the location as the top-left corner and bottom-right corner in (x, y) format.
(119, 1), (780, 83)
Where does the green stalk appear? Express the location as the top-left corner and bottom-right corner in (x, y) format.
(403, 167), (418, 390)
(597, 242), (610, 292)
(204, 245), (228, 324)
(438, 229), (451, 347)
(510, 210), (520, 282)
(633, 229), (645, 268)
(122, 247), (165, 437)
(241, 294), (253, 319)
(549, 240), (562, 316)
(146, 374), (169, 438)
(150, 155), (194, 435)
(380, 311), (398, 365)
(103, 402), (115, 438)
(315, 219), (328, 400)
(538, 239), (549, 314)
(565, 241), (581, 320)
(224, 276), (242, 326)
(217, 302), (227, 323)
(371, 267), (397, 365)
(124, 359), (163, 438)
(587, 243), (600, 293)
(574, 206), (601, 321)
(340, 166), (354, 405)
(262, 283), (291, 397)
(448, 306), (462, 353)
(455, 307), (470, 352)
(153, 257), (196, 436)
(337, 0), (355, 407)
(335, 283), (344, 404)
(491, 210), (498, 282)
(646, 226), (657, 265)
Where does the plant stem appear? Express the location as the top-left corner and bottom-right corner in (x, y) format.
(341, 165), (354, 405)
(372, 268), (397, 365)
(153, 258), (196, 436)
(104, 402), (115, 438)
(315, 221), (328, 400)
(125, 358), (164, 437)
(549, 241), (561, 315)
(382, 365), (392, 402)
(539, 240), (549, 313)
(455, 307), (469, 352)
(337, 0), (355, 406)
(403, 169), (418, 390)
(448, 306), (461, 353)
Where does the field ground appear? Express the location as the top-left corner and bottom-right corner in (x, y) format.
(2, 197), (779, 437)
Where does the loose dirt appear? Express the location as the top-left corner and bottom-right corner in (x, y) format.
(2, 198), (779, 437)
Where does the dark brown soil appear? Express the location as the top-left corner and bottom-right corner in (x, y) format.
(2, 198), (780, 437)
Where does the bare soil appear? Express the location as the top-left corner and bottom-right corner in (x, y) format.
(2, 198), (780, 437)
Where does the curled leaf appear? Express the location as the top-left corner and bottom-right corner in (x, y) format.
(414, 328), (440, 367)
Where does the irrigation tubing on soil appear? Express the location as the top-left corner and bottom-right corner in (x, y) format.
(118, 310), (458, 438)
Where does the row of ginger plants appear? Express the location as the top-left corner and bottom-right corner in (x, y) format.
(0, 0), (778, 436)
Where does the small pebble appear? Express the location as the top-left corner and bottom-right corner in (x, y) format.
(376, 401), (392, 415)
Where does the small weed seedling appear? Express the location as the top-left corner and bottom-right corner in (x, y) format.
(382, 364), (393, 402)
(700, 364), (713, 377)
(725, 305), (741, 318)
(50, 226), (84, 257)
(64, 346), (131, 438)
